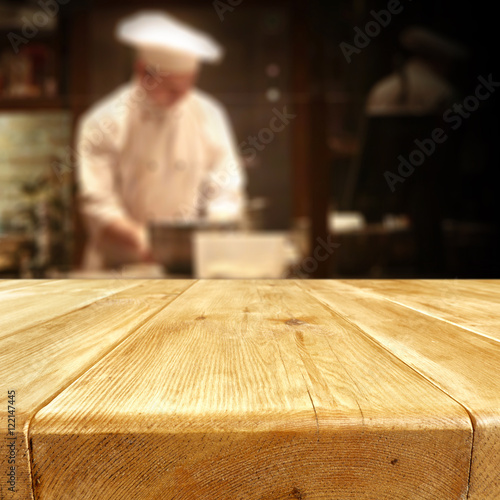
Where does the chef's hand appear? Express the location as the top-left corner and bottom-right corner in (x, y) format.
(100, 218), (154, 263)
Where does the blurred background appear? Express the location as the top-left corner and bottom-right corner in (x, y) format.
(0, 0), (498, 279)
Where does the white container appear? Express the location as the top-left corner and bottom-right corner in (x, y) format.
(194, 231), (289, 279)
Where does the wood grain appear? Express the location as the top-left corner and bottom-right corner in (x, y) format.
(30, 280), (472, 500)
(0, 280), (50, 293)
(0, 280), (193, 500)
(300, 280), (500, 500)
(0, 279), (141, 340)
(339, 279), (500, 342)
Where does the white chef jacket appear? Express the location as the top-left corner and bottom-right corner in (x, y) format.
(76, 81), (246, 269)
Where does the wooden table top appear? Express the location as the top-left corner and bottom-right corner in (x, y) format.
(0, 280), (498, 500)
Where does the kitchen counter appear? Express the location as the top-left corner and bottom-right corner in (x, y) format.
(0, 280), (499, 499)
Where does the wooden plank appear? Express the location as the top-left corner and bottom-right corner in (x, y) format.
(0, 280), (193, 500)
(340, 280), (500, 342)
(0, 279), (142, 340)
(30, 280), (471, 499)
(0, 281), (51, 293)
(300, 280), (500, 500)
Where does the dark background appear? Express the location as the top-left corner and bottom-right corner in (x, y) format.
(0, 0), (498, 278)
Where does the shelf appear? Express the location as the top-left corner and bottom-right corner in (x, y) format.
(0, 96), (66, 111)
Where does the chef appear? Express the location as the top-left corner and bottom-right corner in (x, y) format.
(76, 11), (247, 270)
(363, 26), (469, 276)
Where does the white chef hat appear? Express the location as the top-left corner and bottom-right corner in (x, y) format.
(116, 11), (224, 73)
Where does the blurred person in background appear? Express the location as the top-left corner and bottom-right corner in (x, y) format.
(76, 11), (246, 270)
(366, 25), (468, 116)
(361, 26), (469, 276)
